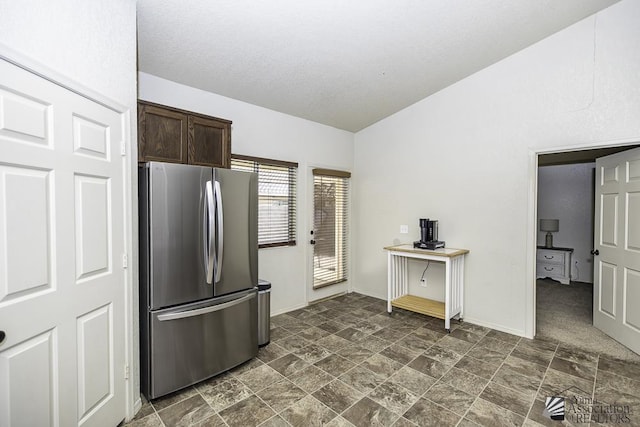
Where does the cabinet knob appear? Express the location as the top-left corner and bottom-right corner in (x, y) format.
(0, 331), (5, 345)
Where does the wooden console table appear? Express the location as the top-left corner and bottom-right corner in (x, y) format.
(384, 245), (469, 332)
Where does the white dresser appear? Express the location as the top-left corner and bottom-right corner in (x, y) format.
(536, 246), (573, 284)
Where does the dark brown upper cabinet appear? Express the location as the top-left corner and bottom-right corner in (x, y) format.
(138, 101), (231, 168)
(188, 115), (230, 167)
(138, 102), (188, 164)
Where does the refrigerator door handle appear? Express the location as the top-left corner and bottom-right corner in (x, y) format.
(205, 180), (215, 284)
(214, 180), (224, 283)
(157, 292), (256, 321)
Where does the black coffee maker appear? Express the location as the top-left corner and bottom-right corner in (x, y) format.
(413, 218), (445, 250)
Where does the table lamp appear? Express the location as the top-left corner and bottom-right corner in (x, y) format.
(540, 219), (559, 248)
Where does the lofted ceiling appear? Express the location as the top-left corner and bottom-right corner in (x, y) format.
(137, 0), (619, 132)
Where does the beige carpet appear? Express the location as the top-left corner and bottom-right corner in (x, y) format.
(536, 278), (640, 361)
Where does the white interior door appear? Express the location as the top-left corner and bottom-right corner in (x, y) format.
(0, 59), (126, 426)
(593, 147), (640, 355)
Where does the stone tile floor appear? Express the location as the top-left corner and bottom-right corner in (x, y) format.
(125, 292), (640, 427)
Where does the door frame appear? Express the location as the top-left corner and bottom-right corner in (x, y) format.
(0, 44), (139, 420)
(526, 137), (640, 339)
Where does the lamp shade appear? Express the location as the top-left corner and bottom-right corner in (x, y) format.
(540, 219), (559, 232)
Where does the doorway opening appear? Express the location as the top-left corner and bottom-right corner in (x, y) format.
(536, 156), (596, 347)
(530, 143), (640, 358)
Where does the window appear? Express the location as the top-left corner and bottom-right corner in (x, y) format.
(231, 155), (297, 248)
(312, 168), (350, 288)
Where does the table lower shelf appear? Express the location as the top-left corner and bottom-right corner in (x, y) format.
(391, 295), (445, 320)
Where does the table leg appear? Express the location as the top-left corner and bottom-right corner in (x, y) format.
(387, 252), (392, 313)
(459, 256), (465, 319)
(445, 258), (451, 331)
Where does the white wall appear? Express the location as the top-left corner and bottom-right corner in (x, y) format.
(538, 164), (595, 283)
(138, 73), (355, 315)
(353, 0), (640, 336)
(0, 0), (137, 108)
(0, 0), (139, 416)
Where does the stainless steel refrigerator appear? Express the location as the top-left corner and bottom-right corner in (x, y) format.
(139, 161), (258, 399)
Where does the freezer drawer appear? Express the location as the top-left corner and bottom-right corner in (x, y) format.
(145, 289), (258, 399)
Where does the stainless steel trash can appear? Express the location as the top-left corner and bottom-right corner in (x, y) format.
(258, 279), (271, 347)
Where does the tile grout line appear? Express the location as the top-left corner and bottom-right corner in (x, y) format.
(339, 341), (426, 423)
(199, 368), (269, 423)
(589, 354), (600, 427)
(310, 313), (440, 424)
(252, 386), (295, 427)
(311, 299), (393, 423)
(450, 325), (494, 427)
(129, 397), (164, 427)
(238, 364), (318, 426)
(454, 333), (529, 425)
(193, 383), (231, 427)
(150, 386), (197, 426)
(279, 319), (395, 425)
(328, 376), (369, 422)
(446, 331), (496, 423)
(318, 319), (422, 421)
(364, 325), (448, 424)
(150, 401), (166, 427)
(522, 340), (560, 424)
(418, 324), (491, 425)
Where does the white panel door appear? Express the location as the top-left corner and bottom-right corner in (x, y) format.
(594, 147), (640, 355)
(0, 59), (126, 426)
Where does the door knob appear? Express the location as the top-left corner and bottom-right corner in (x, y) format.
(591, 249), (599, 256)
(0, 330), (5, 345)
(310, 239), (316, 245)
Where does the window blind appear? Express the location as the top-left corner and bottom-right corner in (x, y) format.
(312, 169), (350, 289)
(231, 155), (297, 248)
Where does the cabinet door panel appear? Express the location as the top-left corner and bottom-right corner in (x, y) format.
(188, 115), (230, 168)
(139, 104), (188, 163)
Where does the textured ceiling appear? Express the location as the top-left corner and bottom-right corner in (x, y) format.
(137, 0), (618, 132)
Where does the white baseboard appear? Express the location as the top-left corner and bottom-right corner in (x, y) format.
(351, 287), (386, 301)
(127, 395), (142, 422)
(270, 288), (382, 317)
(270, 302), (308, 317)
(462, 317), (527, 338)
